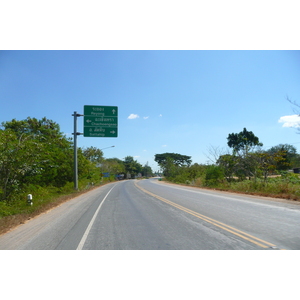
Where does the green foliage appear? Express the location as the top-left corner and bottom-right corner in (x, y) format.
(266, 144), (297, 170)
(204, 165), (225, 187)
(155, 135), (300, 201)
(155, 153), (192, 177)
(0, 179), (100, 218)
(2, 117), (62, 139)
(123, 156), (143, 178)
(0, 117), (75, 197)
(0, 117), (104, 202)
(142, 163), (153, 178)
(217, 154), (237, 180)
(279, 171), (300, 184)
(0, 129), (44, 200)
(102, 158), (125, 175)
(0, 201), (13, 217)
(227, 128), (263, 155)
(155, 153), (192, 167)
(82, 146), (104, 163)
(226, 174), (300, 199)
(0, 116), (153, 219)
(165, 163), (207, 185)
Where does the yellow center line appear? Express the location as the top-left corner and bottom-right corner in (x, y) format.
(134, 181), (277, 249)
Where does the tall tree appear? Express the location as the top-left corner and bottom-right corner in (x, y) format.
(217, 154), (237, 181)
(154, 153), (192, 168)
(154, 153), (192, 177)
(227, 128), (263, 155)
(2, 117), (64, 140)
(82, 146), (104, 164)
(102, 158), (125, 175)
(226, 128), (263, 180)
(1, 117), (73, 188)
(123, 156), (142, 178)
(0, 129), (42, 200)
(142, 162), (153, 177)
(267, 144), (298, 169)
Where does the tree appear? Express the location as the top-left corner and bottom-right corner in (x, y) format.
(123, 156), (142, 178)
(1, 117), (74, 189)
(205, 165), (225, 187)
(0, 129), (43, 200)
(154, 153), (192, 178)
(2, 117), (64, 141)
(142, 162), (153, 178)
(217, 154), (238, 181)
(154, 153), (192, 168)
(77, 148), (97, 180)
(101, 158), (125, 176)
(82, 146), (104, 164)
(267, 144), (297, 170)
(226, 128), (263, 180)
(227, 128), (263, 155)
(255, 151), (280, 181)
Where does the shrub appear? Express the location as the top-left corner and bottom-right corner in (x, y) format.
(194, 176), (205, 187)
(205, 165), (225, 187)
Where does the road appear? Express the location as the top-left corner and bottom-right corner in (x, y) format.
(1, 178), (300, 250)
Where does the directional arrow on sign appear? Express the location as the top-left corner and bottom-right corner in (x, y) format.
(83, 105), (118, 137)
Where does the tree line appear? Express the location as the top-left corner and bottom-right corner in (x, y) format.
(155, 128), (300, 187)
(2, 116), (300, 203)
(0, 117), (153, 203)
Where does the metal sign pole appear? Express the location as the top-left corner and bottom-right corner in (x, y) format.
(72, 111), (83, 190)
(73, 106), (117, 189)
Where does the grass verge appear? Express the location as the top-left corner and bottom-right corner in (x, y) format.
(163, 175), (300, 202)
(0, 179), (115, 236)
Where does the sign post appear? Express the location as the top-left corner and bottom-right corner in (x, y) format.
(72, 111), (83, 190)
(72, 106), (118, 190)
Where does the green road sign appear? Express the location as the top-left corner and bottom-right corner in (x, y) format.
(84, 116), (117, 127)
(84, 127), (117, 137)
(84, 105), (118, 116)
(84, 105), (118, 137)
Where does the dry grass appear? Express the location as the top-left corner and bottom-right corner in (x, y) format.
(164, 177), (300, 202)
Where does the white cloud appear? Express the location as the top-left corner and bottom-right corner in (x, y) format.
(143, 116), (149, 119)
(128, 114), (139, 119)
(162, 145), (167, 147)
(159, 114), (162, 117)
(278, 115), (300, 128)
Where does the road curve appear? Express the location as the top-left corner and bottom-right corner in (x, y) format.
(0, 178), (299, 250)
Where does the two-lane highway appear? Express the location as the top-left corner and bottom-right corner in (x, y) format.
(1, 178), (299, 250)
(136, 179), (300, 250)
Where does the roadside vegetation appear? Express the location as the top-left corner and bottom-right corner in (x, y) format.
(0, 117), (153, 233)
(2, 116), (300, 235)
(155, 128), (300, 202)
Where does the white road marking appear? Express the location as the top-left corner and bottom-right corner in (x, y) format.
(76, 185), (116, 250)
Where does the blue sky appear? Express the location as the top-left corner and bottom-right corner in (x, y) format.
(1, 50), (300, 171)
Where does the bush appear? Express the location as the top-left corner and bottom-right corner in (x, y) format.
(194, 176), (205, 187)
(205, 165), (225, 187)
(0, 201), (13, 217)
(166, 163), (208, 185)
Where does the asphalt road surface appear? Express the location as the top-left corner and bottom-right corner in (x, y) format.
(1, 178), (300, 250)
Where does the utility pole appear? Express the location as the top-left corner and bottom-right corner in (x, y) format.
(72, 111), (83, 190)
